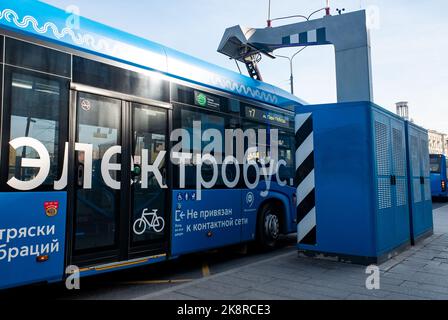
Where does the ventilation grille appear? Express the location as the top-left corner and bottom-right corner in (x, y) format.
(375, 121), (390, 176)
(396, 179), (407, 206)
(378, 178), (392, 209)
(424, 178), (432, 201)
(392, 128), (406, 176)
(421, 139), (430, 174)
(413, 179), (422, 203)
(411, 135), (420, 177)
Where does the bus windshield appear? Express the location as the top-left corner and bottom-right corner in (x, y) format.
(430, 156), (442, 173)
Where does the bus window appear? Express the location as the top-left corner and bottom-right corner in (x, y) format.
(176, 108), (224, 189)
(446, 159), (448, 180)
(242, 120), (295, 184)
(6, 37), (71, 77)
(173, 106), (239, 189)
(278, 131), (295, 183)
(73, 56), (169, 103)
(430, 156), (441, 174)
(2, 67), (68, 190)
(242, 121), (267, 183)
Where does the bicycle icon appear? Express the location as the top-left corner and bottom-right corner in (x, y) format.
(133, 209), (165, 235)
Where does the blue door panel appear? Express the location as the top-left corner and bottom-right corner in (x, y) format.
(0, 192), (67, 289)
(372, 110), (396, 253)
(390, 117), (410, 246)
(406, 123), (433, 242)
(373, 108), (411, 255)
(170, 189), (242, 256)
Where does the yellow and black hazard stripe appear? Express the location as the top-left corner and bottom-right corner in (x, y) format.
(295, 113), (316, 245)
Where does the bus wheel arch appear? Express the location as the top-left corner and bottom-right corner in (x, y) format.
(256, 199), (286, 249)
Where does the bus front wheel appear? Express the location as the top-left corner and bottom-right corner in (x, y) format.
(257, 203), (281, 249)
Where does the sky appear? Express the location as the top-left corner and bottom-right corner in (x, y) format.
(41, 0), (448, 132)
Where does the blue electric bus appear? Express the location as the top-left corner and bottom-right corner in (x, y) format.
(0, 0), (304, 289)
(430, 154), (448, 199)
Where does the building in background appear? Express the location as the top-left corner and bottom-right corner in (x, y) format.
(395, 101), (446, 155)
(396, 101), (410, 121)
(445, 138), (448, 156)
(428, 130), (447, 155)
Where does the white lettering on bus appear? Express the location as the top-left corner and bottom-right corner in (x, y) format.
(276, 160), (288, 187)
(171, 152), (193, 189)
(0, 240), (60, 263)
(7, 137), (50, 191)
(142, 149), (167, 189)
(6, 125), (287, 196)
(243, 147), (261, 190)
(0, 225), (56, 243)
(54, 143), (94, 190)
(101, 146), (121, 190)
(75, 143), (94, 189)
(222, 156), (240, 188)
(54, 142), (69, 190)
(0, 225), (60, 263)
(195, 154), (219, 201)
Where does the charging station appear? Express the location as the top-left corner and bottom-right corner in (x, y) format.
(295, 101), (413, 265)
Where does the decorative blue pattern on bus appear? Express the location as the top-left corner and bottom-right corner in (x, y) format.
(0, 0), (305, 107)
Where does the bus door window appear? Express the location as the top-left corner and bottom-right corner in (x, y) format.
(74, 93), (121, 253)
(131, 104), (167, 245)
(430, 156), (441, 174)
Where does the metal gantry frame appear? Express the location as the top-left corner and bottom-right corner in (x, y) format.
(218, 10), (374, 103)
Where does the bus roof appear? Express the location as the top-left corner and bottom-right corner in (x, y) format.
(0, 0), (306, 108)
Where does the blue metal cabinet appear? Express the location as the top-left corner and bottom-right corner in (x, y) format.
(405, 122), (433, 243)
(296, 102), (411, 265)
(373, 110), (411, 254)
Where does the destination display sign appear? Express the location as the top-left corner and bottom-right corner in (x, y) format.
(245, 105), (292, 128)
